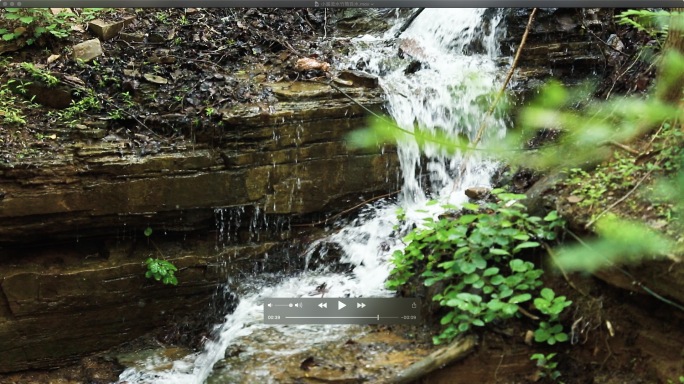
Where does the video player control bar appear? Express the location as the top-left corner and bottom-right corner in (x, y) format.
(264, 297), (421, 325)
(2, 1), (683, 8)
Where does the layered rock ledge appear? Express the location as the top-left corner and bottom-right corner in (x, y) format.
(0, 80), (399, 371)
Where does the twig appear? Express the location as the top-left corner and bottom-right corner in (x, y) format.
(605, 50), (643, 99)
(584, 168), (653, 229)
(543, 242), (588, 297)
(565, 229), (684, 313)
(604, 140), (640, 155)
(452, 8), (537, 193)
(518, 306), (540, 320)
(493, 353), (505, 382)
(394, 8), (425, 38)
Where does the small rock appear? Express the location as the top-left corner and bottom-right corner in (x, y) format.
(567, 195), (583, 204)
(465, 187), (490, 200)
(149, 50), (176, 64)
(123, 69), (141, 78)
(404, 60), (423, 75)
(143, 73), (168, 85)
(24, 83), (73, 109)
(337, 70), (378, 88)
(47, 54), (60, 64)
(50, 8), (69, 15)
(119, 32), (145, 43)
(88, 19), (126, 41)
(72, 38), (103, 62)
(122, 79), (139, 93)
(147, 33), (166, 43)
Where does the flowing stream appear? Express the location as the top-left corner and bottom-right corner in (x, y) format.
(118, 8), (507, 383)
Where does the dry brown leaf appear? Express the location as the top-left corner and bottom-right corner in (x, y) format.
(294, 57), (330, 72)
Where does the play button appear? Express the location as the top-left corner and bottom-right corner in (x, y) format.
(338, 301), (346, 310)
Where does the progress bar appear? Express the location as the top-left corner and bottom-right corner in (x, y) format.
(264, 297), (420, 324)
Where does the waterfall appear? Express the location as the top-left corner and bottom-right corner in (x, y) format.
(118, 8), (506, 383)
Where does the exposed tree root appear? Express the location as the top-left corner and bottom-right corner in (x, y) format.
(387, 335), (478, 384)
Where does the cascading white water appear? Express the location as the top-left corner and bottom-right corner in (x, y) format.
(118, 8), (506, 384)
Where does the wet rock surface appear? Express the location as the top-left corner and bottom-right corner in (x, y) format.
(0, 8), (399, 373)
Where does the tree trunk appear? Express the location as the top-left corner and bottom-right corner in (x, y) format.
(657, 9), (684, 105)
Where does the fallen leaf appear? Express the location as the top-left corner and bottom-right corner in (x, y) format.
(143, 73), (169, 84)
(294, 57), (330, 72)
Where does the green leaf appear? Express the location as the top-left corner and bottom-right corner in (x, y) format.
(463, 203), (480, 211)
(540, 287), (555, 301)
(440, 311), (455, 325)
(509, 293), (532, 304)
(509, 259), (527, 272)
(459, 260), (477, 274)
(513, 241), (540, 252)
(2, 33), (16, 41)
(554, 215), (673, 272)
(490, 275), (505, 285)
(472, 319), (485, 327)
(555, 332), (569, 342)
(487, 300), (504, 311)
(19, 16), (34, 23)
(463, 273), (480, 284)
(534, 329), (550, 342)
(501, 303), (518, 315)
(483, 267), (499, 277)
(458, 214), (478, 224)
(4, 13), (21, 20)
(513, 233), (530, 241)
(489, 248), (510, 256)
(543, 211), (559, 221)
(471, 255), (487, 269)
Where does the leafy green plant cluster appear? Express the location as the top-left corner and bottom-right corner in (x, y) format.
(20, 62), (60, 87)
(566, 119), (684, 226)
(531, 352), (562, 381)
(387, 189), (570, 345)
(0, 79), (29, 124)
(48, 88), (102, 126)
(566, 151), (642, 210)
(0, 8), (104, 45)
(143, 227), (178, 286)
(144, 258), (178, 285)
(533, 288), (572, 344)
(615, 9), (671, 44)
